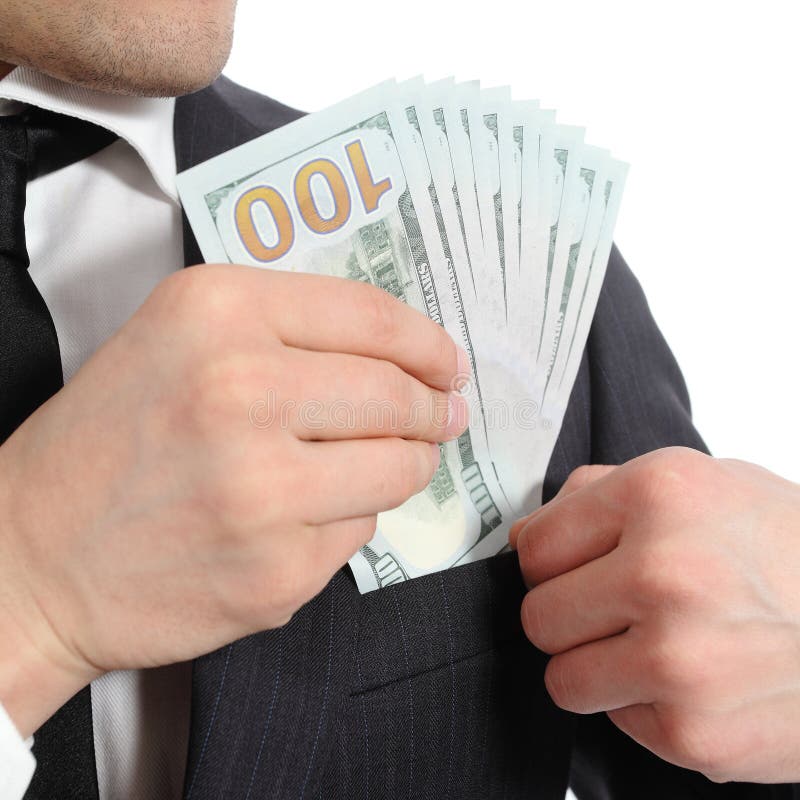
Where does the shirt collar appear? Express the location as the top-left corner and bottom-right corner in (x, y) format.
(0, 66), (178, 203)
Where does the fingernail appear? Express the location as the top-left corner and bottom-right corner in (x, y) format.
(445, 391), (469, 439)
(430, 441), (441, 471)
(454, 346), (471, 391)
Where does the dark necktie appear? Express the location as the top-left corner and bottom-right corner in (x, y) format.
(0, 106), (117, 800)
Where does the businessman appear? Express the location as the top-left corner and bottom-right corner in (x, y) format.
(1, 1), (798, 798)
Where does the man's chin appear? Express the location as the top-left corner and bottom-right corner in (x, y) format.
(5, 30), (233, 98)
(25, 58), (224, 97)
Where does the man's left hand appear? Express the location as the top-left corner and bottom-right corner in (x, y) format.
(510, 447), (800, 784)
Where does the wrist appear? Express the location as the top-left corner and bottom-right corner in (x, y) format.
(0, 446), (100, 738)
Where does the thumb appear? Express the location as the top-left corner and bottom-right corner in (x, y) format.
(509, 463), (618, 549)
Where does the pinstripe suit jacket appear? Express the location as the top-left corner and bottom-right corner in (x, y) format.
(173, 78), (795, 800)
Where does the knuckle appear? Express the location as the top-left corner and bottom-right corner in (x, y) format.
(631, 543), (704, 610)
(362, 286), (401, 348)
(661, 446), (708, 470)
(365, 438), (420, 508)
(658, 709), (725, 775)
(415, 389), (447, 441)
(521, 590), (552, 653)
(631, 543), (674, 599)
(569, 463), (595, 483)
(155, 266), (233, 326)
(649, 627), (715, 698)
(406, 441), (432, 495)
(380, 361), (412, 425)
(184, 348), (288, 438)
(636, 448), (707, 509)
(152, 266), (196, 308)
(648, 640), (686, 692)
(564, 464), (595, 493)
(647, 446), (703, 471)
(353, 515), (378, 547)
(397, 440), (431, 498)
(631, 545), (672, 599)
(181, 356), (252, 439)
(204, 470), (260, 527)
(517, 524), (545, 577)
(204, 455), (289, 530)
(544, 656), (578, 711)
(646, 631), (702, 695)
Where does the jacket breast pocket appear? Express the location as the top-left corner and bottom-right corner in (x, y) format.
(318, 554), (575, 799)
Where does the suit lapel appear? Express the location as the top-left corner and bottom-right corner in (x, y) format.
(173, 78), (261, 268)
(173, 80), (360, 798)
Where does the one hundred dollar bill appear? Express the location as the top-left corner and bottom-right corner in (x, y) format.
(540, 145), (611, 397)
(471, 86), (515, 327)
(537, 125), (585, 358)
(508, 102), (548, 351)
(551, 159), (629, 404)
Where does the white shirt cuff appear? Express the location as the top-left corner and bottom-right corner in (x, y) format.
(0, 701), (36, 800)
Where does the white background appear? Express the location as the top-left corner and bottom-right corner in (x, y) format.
(226, 0), (799, 482)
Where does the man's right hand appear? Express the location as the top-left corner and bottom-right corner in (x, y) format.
(0, 264), (469, 738)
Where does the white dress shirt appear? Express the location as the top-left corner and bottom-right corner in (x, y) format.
(0, 66), (192, 800)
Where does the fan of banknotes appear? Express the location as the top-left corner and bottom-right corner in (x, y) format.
(177, 77), (628, 594)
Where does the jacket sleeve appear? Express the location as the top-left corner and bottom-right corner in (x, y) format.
(569, 244), (797, 800)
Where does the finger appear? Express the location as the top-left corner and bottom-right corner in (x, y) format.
(544, 629), (651, 714)
(508, 464), (618, 547)
(513, 469), (628, 584)
(508, 505), (545, 549)
(279, 348), (468, 442)
(521, 551), (634, 654)
(554, 464), (618, 501)
(259, 271), (469, 392)
(283, 515), (378, 611)
(313, 514), (379, 574)
(296, 437), (441, 524)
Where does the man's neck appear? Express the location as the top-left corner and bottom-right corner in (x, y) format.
(0, 62), (15, 81)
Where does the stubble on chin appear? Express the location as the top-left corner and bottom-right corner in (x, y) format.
(0, 0), (236, 97)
